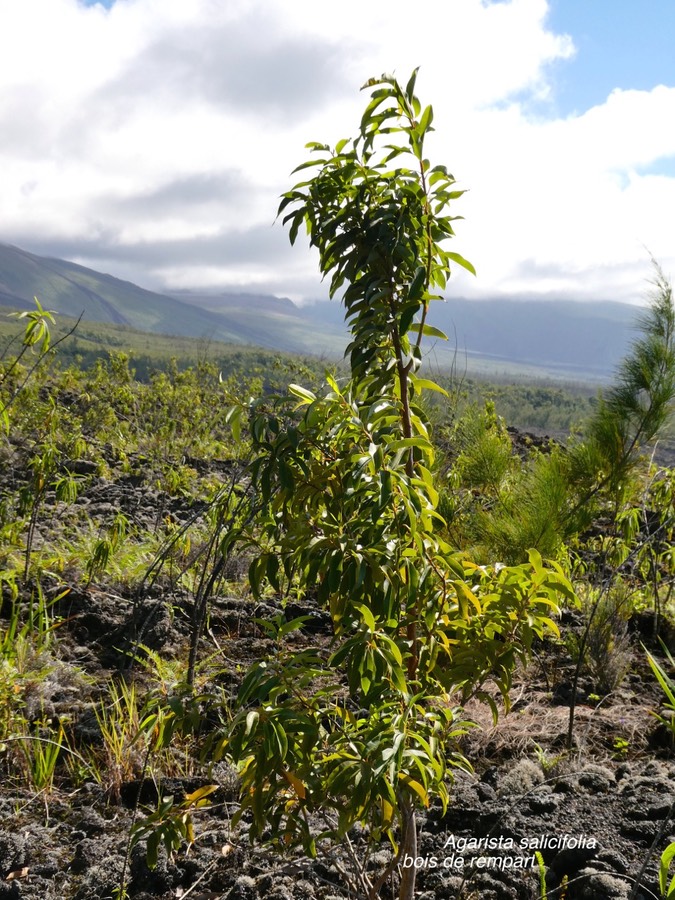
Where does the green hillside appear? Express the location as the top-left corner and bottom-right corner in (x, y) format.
(306, 294), (640, 381)
(168, 289), (346, 356)
(0, 244), (346, 356)
(0, 242), (645, 382)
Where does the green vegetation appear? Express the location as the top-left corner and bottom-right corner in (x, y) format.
(2, 77), (675, 900)
(647, 644), (675, 749)
(660, 842), (675, 899)
(0, 243), (645, 383)
(217, 71), (572, 900)
(445, 376), (598, 433)
(0, 243), (350, 356)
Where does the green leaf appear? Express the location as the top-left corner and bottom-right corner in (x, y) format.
(418, 104), (433, 134)
(248, 556), (264, 598)
(354, 603), (376, 632)
(146, 830), (160, 869)
(291, 157), (329, 174)
(661, 842), (675, 896)
(266, 554), (280, 592)
(400, 302), (420, 336)
(407, 267), (426, 304)
(325, 371), (341, 394)
(278, 460), (294, 491)
(405, 68), (419, 102)
(328, 553), (342, 593)
(413, 378), (449, 396)
(289, 383), (316, 404)
(408, 323), (448, 340)
(278, 616), (311, 639)
(270, 719), (289, 760)
(445, 251), (476, 275)
(388, 436), (430, 451)
(648, 653), (675, 707)
(225, 404), (243, 442)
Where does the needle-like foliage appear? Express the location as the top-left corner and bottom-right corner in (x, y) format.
(584, 263), (675, 495)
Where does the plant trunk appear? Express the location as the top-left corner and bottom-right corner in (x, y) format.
(399, 800), (417, 900)
(389, 315), (419, 679)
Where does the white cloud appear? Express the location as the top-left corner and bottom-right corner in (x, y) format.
(0, 0), (672, 302)
(452, 84), (675, 300)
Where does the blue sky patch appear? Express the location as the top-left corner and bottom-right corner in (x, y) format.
(546, 0), (675, 116)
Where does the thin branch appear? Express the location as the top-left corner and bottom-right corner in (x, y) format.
(0, 313), (83, 422)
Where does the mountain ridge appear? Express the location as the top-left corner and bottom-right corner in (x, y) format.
(0, 242), (642, 380)
(0, 243), (345, 355)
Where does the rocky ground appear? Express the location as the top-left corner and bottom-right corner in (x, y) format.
(1, 443), (675, 900)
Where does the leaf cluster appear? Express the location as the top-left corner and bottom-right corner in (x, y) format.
(219, 73), (578, 896)
(279, 69), (474, 385)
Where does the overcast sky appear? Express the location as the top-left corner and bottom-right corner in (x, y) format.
(1, 0), (674, 304)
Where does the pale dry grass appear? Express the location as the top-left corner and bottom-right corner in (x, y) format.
(460, 683), (654, 764)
